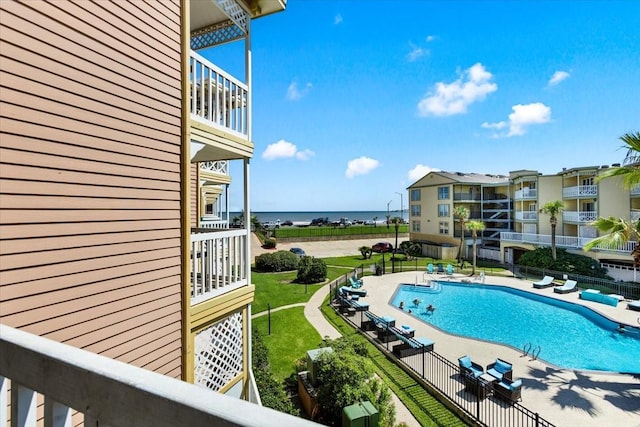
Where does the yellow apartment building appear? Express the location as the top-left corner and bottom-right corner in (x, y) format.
(408, 167), (638, 280)
(0, 1), (318, 425)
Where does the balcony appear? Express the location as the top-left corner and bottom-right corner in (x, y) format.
(632, 185), (640, 196)
(514, 188), (537, 199)
(0, 324), (316, 427)
(562, 211), (598, 223)
(632, 211), (640, 221)
(515, 211), (538, 221)
(562, 185), (597, 198)
(500, 232), (637, 254)
(191, 228), (248, 305)
(201, 160), (229, 176)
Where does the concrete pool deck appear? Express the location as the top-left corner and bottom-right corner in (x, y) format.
(358, 271), (640, 427)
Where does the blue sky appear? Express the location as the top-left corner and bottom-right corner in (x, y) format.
(205, 1), (640, 212)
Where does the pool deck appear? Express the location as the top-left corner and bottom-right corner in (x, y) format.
(359, 271), (640, 427)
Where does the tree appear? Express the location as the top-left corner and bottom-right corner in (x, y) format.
(465, 220), (485, 276)
(539, 200), (564, 260)
(454, 206), (470, 264)
(359, 245), (373, 259)
(584, 131), (640, 276)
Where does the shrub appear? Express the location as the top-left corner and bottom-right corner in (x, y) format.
(518, 247), (609, 278)
(263, 237), (277, 249)
(296, 257), (327, 284)
(254, 250), (300, 272)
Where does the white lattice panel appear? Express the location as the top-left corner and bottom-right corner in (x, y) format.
(194, 313), (244, 392)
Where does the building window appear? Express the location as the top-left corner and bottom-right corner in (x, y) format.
(438, 204), (450, 217)
(438, 186), (449, 200)
(410, 189), (421, 201)
(412, 220), (421, 232)
(439, 221), (449, 235)
(582, 177), (594, 186)
(411, 204), (421, 216)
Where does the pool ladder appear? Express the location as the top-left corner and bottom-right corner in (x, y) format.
(522, 342), (541, 360)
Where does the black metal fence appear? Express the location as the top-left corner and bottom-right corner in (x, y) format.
(330, 284), (555, 427)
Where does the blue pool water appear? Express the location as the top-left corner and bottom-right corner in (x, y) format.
(392, 282), (640, 374)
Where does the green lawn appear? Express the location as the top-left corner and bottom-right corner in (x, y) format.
(273, 224), (409, 239)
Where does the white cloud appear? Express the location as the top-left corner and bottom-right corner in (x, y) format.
(417, 63), (497, 117)
(408, 164), (440, 182)
(334, 13), (343, 25)
(426, 35), (436, 42)
(286, 81), (312, 100)
(548, 70), (570, 86)
(345, 156), (379, 178)
(262, 139), (315, 160)
(482, 102), (552, 137)
(407, 42), (429, 62)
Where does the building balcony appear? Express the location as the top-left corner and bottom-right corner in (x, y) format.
(189, 51), (253, 162)
(562, 185), (597, 198)
(500, 232), (637, 254)
(453, 193), (481, 201)
(563, 211), (598, 223)
(632, 185), (640, 196)
(515, 211), (538, 221)
(191, 228), (249, 306)
(514, 188), (537, 199)
(631, 211), (640, 221)
(0, 324), (316, 427)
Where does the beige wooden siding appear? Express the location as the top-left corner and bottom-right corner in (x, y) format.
(191, 163), (199, 225)
(0, 0), (184, 379)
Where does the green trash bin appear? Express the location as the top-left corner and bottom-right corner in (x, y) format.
(342, 401), (379, 427)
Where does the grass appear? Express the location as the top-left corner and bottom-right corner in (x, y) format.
(252, 266), (354, 313)
(252, 306), (325, 382)
(273, 224), (409, 239)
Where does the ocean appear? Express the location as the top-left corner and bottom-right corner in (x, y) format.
(231, 210), (405, 223)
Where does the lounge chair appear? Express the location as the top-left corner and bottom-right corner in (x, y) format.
(627, 300), (640, 312)
(532, 275), (555, 289)
(348, 276), (363, 289)
(426, 263), (435, 274)
(486, 358), (513, 382)
(458, 355), (484, 378)
(339, 286), (367, 297)
(493, 378), (522, 403)
(446, 264), (454, 275)
(436, 263), (445, 274)
(391, 332), (435, 358)
(553, 280), (578, 294)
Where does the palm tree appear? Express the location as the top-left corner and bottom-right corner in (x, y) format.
(583, 131), (640, 277)
(465, 220), (485, 276)
(539, 200), (564, 261)
(454, 206), (470, 264)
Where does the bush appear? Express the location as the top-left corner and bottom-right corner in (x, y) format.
(263, 237), (277, 249)
(518, 247), (609, 278)
(255, 250), (300, 272)
(296, 257), (327, 284)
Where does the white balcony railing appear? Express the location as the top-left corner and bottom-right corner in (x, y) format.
(191, 229), (248, 305)
(562, 211), (598, 223)
(0, 325), (317, 427)
(200, 218), (230, 229)
(562, 185), (597, 198)
(190, 50), (248, 139)
(631, 185), (640, 196)
(631, 211), (640, 221)
(515, 211), (538, 221)
(500, 232), (637, 254)
(201, 160), (229, 175)
(514, 188), (537, 199)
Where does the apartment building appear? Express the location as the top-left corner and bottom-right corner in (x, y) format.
(408, 167), (637, 273)
(0, 1), (317, 425)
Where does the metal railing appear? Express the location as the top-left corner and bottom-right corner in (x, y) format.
(190, 228), (248, 305)
(330, 297), (555, 427)
(562, 185), (597, 198)
(0, 325), (318, 427)
(500, 232), (637, 254)
(562, 211), (598, 223)
(190, 50), (248, 139)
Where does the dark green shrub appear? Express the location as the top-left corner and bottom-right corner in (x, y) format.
(254, 250), (300, 272)
(263, 237), (277, 249)
(518, 247), (609, 278)
(296, 257), (327, 283)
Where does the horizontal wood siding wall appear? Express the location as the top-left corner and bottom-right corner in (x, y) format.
(0, 0), (184, 378)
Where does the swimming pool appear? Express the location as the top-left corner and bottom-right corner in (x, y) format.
(392, 282), (640, 374)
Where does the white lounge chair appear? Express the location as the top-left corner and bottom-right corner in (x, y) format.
(553, 280), (578, 294)
(532, 275), (554, 289)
